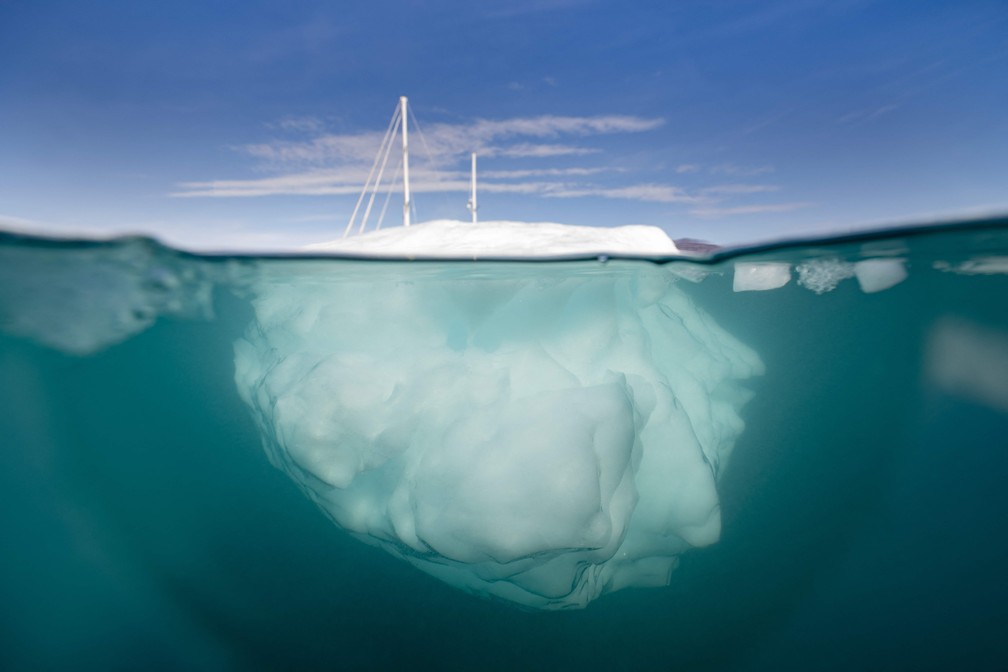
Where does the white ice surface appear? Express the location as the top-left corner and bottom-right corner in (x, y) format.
(853, 258), (907, 293)
(796, 257), (856, 294)
(236, 222), (762, 609)
(733, 262), (792, 292)
(307, 219), (680, 258)
(934, 256), (1008, 275)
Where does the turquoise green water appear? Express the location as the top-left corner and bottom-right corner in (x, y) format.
(1, 220), (1007, 670)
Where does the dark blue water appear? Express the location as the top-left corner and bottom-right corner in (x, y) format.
(1, 220), (1007, 670)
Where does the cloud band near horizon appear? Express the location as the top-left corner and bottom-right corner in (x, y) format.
(171, 110), (806, 217)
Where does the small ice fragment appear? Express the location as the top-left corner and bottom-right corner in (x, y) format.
(854, 258), (908, 293)
(667, 263), (713, 284)
(796, 258), (856, 294)
(934, 256), (1008, 276)
(733, 262), (791, 292)
(927, 318), (1008, 413)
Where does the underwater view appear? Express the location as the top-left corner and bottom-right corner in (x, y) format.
(2, 218), (1008, 670)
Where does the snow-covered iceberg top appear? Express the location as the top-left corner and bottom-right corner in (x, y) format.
(307, 219), (680, 258)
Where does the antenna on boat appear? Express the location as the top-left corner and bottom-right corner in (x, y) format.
(400, 96), (411, 228)
(466, 152), (478, 224)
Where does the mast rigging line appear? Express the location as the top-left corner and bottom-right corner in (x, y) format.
(407, 104), (452, 210)
(345, 96), (476, 236)
(343, 101), (401, 238)
(357, 104), (402, 235)
(375, 156), (403, 232)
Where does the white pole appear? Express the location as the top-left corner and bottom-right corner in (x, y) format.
(400, 96), (411, 228)
(467, 151), (478, 224)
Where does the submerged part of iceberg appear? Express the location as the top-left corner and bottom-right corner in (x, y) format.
(0, 239), (214, 355)
(234, 256), (763, 609)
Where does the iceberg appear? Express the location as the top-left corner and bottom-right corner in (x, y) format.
(235, 221), (763, 609)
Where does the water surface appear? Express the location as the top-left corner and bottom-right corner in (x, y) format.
(2, 219), (1007, 670)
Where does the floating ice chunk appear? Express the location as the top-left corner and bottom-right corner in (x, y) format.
(934, 256), (1008, 276)
(796, 257), (856, 294)
(659, 262), (715, 284)
(307, 220), (680, 258)
(733, 262), (791, 292)
(854, 258), (907, 293)
(235, 257), (763, 609)
(927, 318), (1008, 413)
(0, 239), (213, 354)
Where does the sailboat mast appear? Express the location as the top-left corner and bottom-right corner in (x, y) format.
(401, 95), (411, 228)
(468, 152), (478, 224)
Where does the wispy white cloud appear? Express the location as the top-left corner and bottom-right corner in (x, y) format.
(416, 114), (661, 166)
(174, 168), (788, 213)
(241, 133), (387, 168)
(272, 115), (326, 133)
(484, 143), (599, 158)
(837, 103), (900, 125)
(673, 162), (777, 177)
(174, 170), (694, 204)
(173, 171), (365, 198)
(690, 202), (811, 217)
(700, 183), (779, 196)
(481, 167), (613, 179)
(234, 113), (662, 171)
(174, 111), (664, 199)
(709, 163), (775, 176)
(173, 110), (797, 217)
(466, 115), (664, 137)
(544, 184), (699, 204)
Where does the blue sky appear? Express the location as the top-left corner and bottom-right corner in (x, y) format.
(1, 0), (1006, 249)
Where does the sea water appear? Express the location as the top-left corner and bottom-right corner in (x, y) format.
(1, 219), (1007, 670)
